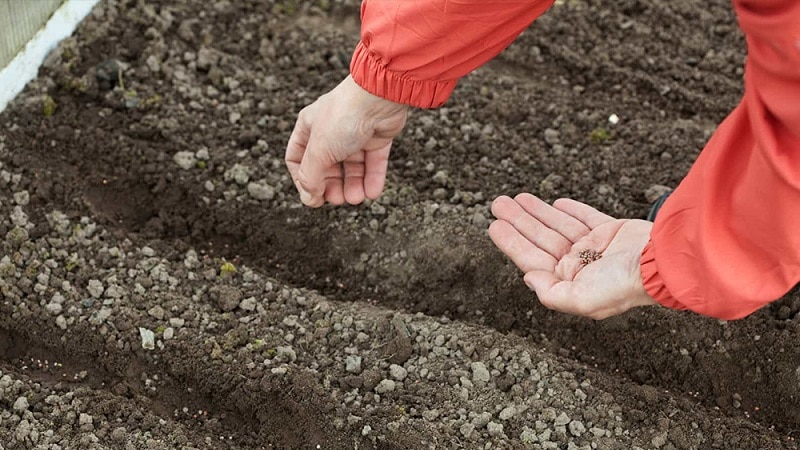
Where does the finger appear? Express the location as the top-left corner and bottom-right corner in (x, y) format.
(285, 114), (310, 191)
(552, 198), (614, 229)
(363, 143), (391, 200)
(514, 193), (591, 243)
(286, 111), (328, 207)
(490, 196), (572, 259)
(325, 175), (345, 205)
(343, 156), (366, 205)
(524, 271), (593, 317)
(522, 270), (563, 311)
(488, 220), (557, 273)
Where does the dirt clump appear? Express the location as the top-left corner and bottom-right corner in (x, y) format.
(0, 0), (798, 448)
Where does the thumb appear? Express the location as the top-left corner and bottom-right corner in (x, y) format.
(524, 270), (567, 312)
(295, 136), (340, 207)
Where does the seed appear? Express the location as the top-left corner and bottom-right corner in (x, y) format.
(579, 249), (602, 265)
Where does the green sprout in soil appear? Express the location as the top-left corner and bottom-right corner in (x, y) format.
(156, 325), (166, 333)
(142, 94), (162, 108)
(196, 160), (207, 170)
(65, 260), (79, 272)
(589, 127), (612, 144)
(220, 261), (237, 275)
(42, 95), (57, 117)
(123, 89), (140, 108)
(63, 77), (87, 93)
(265, 348), (278, 358)
(251, 339), (265, 350)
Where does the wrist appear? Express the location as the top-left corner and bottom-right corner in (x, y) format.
(342, 75), (408, 118)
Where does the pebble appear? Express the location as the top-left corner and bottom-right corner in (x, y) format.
(163, 327), (175, 340)
(275, 346), (296, 363)
(173, 151), (197, 170)
(651, 431), (668, 448)
(45, 302), (63, 315)
(460, 422), (475, 439)
(247, 182), (276, 200)
(239, 297), (257, 311)
(13, 396), (29, 412)
(554, 412), (571, 426)
(472, 412), (492, 428)
(212, 286), (242, 312)
(148, 305), (165, 320)
(544, 128), (560, 145)
(389, 364), (407, 381)
(375, 379), (396, 394)
(196, 47), (218, 70)
(471, 362), (491, 383)
(15, 420), (31, 441)
(520, 427), (538, 443)
(225, 164), (251, 185)
(345, 355), (362, 374)
(432, 170), (449, 186)
(139, 327), (155, 350)
(569, 420), (586, 437)
(111, 427), (127, 442)
(422, 409), (440, 421)
(87, 279), (104, 298)
(499, 405), (517, 421)
(13, 190), (29, 206)
(487, 422), (504, 437)
(169, 318), (185, 328)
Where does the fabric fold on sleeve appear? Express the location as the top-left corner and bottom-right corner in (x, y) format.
(639, 241), (688, 311)
(350, 0), (556, 108)
(350, 41), (457, 109)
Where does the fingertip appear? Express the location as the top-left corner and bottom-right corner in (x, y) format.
(344, 186), (366, 205)
(325, 180), (345, 206)
(523, 270), (557, 297)
(513, 192), (536, 203)
(490, 195), (514, 217)
(551, 198), (574, 210)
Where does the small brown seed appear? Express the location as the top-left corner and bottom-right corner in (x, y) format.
(579, 249), (602, 266)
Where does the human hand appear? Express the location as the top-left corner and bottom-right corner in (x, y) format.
(285, 75), (409, 207)
(489, 194), (657, 319)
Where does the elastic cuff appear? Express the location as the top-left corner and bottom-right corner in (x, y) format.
(350, 41), (458, 109)
(640, 240), (687, 311)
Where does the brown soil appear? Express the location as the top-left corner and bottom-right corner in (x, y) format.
(1, 0), (799, 448)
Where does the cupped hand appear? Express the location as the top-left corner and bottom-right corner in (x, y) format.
(285, 75), (409, 207)
(489, 193), (657, 319)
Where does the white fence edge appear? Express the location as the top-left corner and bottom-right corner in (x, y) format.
(0, 0), (101, 113)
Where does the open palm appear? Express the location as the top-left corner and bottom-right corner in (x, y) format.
(489, 194), (656, 319)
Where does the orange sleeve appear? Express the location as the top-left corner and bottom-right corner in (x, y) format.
(640, 0), (800, 320)
(350, 0), (555, 109)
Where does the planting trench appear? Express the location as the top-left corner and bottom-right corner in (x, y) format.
(1, 0), (799, 448)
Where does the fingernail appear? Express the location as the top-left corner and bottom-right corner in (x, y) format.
(299, 188), (312, 205)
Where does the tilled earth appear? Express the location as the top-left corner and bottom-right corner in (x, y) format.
(1, 0), (799, 448)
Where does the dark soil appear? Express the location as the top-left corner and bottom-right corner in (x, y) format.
(1, 0), (799, 448)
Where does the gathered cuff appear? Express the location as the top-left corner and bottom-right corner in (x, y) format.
(350, 41), (458, 109)
(640, 240), (687, 311)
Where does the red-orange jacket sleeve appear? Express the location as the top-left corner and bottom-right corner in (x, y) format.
(640, 0), (800, 319)
(350, 0), (555, 108)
